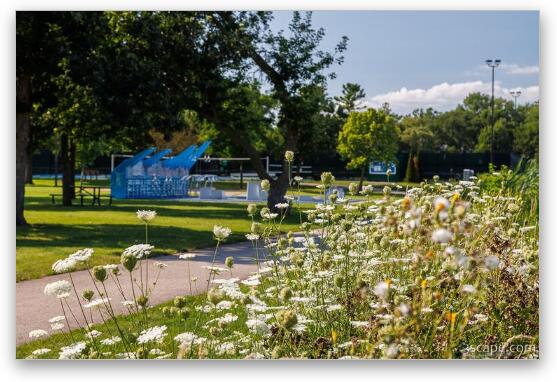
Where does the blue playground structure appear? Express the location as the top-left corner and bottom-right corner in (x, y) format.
(110, 141), (211, 199)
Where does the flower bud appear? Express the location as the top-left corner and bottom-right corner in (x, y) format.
(280, 287), (293, 302)
(247, 203), (257, 216)
(136, 295), (148, 307)
(260, 207), (270, 219)
(178, 307), (190, 320)
(276, 309), (298, 330)
(121, 253), (137, 272)
(174, 296), (187, 309)
(225, 256), (234, 269)
(261, 179), (270, 192)
(320, 172), (334, 187)
(162, 306), (172, 318)
(82, 289), (94, 302)
(93, 265), (107, 282)
(284, 151), (294, 162)
(251, 222), (262, 234)
(207, 287), (225, 305)
(334, 274), (344, 288)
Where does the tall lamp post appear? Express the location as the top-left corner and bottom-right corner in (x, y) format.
(486, 59), (501, 164)
(510, 89), (522, 109)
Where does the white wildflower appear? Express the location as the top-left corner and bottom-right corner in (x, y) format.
(48, 315), (65, 323)
(246, 319), (271, 336)
(31, 348), (51, 356)
(50, 323), (64, 331)
(83, 297), (111, 309)
(123, 244), (154, 259)
(461, 284), (476, 294)
(86, 330), (102, 339)
(52, 257), (77, 274)
(213, 225), (232, 241)
(174, 332), (198, 345)
(44, 280), (72, 299)
(137, 210), (157, 223)
(68, 248), (94, 263)
(137, 325), (167, 344)
(29, 329), (48, 339)
(432, 228), (453, 243)
(373, 281), (390, 300)
(100, 336), (121, 346)
(59, 341), (87, 359)
(484, 255), (500, 270)
(433, 197), (450, 211)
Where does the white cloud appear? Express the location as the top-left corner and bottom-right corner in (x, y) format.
(500, 63), (539, 75)
(362, 81), (539, 115)
(478, 63), (539, 75)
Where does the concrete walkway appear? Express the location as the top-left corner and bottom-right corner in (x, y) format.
(16, 240), (262, 345)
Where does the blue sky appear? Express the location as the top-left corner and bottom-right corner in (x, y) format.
(270, 11), (539, 114)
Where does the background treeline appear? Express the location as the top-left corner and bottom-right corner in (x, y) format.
(17, 11), (538, 224)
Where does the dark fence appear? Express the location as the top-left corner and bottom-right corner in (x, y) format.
(31, 149), (516, 182)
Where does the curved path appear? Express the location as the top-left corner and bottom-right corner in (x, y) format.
(16, 240), (261, 345)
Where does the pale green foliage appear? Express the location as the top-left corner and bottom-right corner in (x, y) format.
(337, 108), (399, 170)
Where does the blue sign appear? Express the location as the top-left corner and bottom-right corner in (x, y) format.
(368, 161), (396, 175)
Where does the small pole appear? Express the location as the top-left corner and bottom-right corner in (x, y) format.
(240, 161), (244, 189)
(54, 154), (59, 187)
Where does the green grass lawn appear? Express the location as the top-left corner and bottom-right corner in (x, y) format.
(16, 294), (212, 359)
(17, 179), (310, 282)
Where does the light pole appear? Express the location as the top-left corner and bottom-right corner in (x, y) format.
(486, 59), (501, 164)
(510, 89), (522, 109)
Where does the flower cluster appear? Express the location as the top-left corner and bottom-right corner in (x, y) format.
(27, 173), (538, 359)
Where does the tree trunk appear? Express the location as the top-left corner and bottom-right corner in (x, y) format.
(358, 165), (366, 192)
(267, 172), (289, 210)
(24, 156), (33, 184)
(16, 73), (31, 226)
(24, 132), (33, 184)
(414, 152), (421, 182)
(54, 154), (59, 187)
(61, 133), (72, 206)
(70, 141), (76, 198)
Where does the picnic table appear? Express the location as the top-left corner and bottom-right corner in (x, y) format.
(50, 185), (112, 206)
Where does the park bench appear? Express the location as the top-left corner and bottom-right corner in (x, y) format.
(50, 185), (112, 206)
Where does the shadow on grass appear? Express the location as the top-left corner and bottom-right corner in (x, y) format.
(23, 196), (306, 224)
(17, 222), (264, 268)
(17, 223), (229, 253)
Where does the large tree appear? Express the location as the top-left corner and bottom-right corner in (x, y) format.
(337, 108), (399, 190)
(513, 102), (539, 159)
(210, 11), (348, 208)
(18, 11), (347, 214)
(17, 12), (68, 224)
(334, 82), (366, 118)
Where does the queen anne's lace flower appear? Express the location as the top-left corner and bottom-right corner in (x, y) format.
(137, 210), (157, 223)
(123, 244), (154, 259)
(246, 319), (270, 336)
(31, 348), (51, 356)
(68, 248), (94, 263)
(52, 257), (77, 274)
(59, 341), (87, 359)
(137, 325), (167, 344)
(431, 228), (453, 243)
(213, 225), (232, 241)
(44, 280), (72, 299)
(29, 329), (48, 339)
